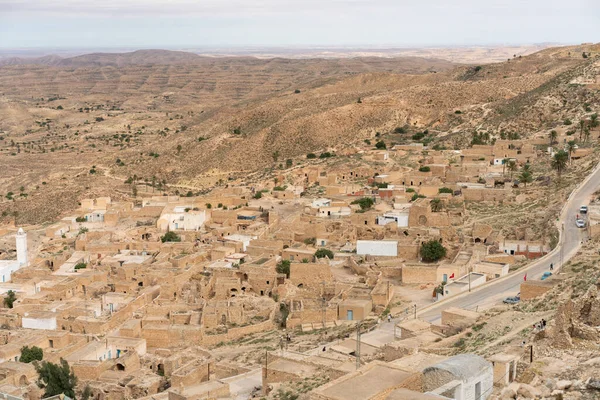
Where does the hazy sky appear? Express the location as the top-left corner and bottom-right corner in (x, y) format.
(1, 0), (599, 49)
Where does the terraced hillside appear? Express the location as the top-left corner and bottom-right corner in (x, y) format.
(0, 45), (598, 224)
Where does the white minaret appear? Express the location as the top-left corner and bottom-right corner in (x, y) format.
(16, 228), (28, 267)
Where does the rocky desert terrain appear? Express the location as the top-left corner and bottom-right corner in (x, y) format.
(0, 44), (598, 225)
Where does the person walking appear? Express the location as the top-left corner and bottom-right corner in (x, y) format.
(387, 314), (392, 323)
(550, 263), (554, 271)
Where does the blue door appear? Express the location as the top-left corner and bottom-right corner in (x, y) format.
(443, 274), (448, 283)
(347, 310), (353, 320)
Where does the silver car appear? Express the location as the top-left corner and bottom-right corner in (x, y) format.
(576, 219), (586, 228)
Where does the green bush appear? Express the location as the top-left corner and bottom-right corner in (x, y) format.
(3, 290), (16, 308)
(161, 231), (181, 243)
(438, 187), (453, 194)
(420, 240), (447, 262)
(20, 346), (43, 363)
(411, 193), (426, 202)
(394, 126), (407, 134)
(74, 263), (87, 270)
(351, 197), (374, 211)
(276, 260), (291, 278)
(306, 153), (317, 159)
(419, 166), (431, 172)
(315, 248), (334, 259)
(375, 141), (386, 149)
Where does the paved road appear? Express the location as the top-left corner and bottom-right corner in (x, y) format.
(417, 163), (600, 323)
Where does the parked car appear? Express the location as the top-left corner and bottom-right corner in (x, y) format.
(541, 272), (553, 281)
(576, 219), (586, 228)
(580, 205), (588, 214)
(503, 295), (520, 304)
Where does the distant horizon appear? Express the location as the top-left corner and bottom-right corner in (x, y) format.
(0, 42), (575, 59)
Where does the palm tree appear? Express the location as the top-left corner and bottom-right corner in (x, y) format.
(551, 150), (569, 180)
(430, 198), (443, 212)
(507, 160), (518, 180)
(579, 120), (585, 141)
(591, 113), (599, 128)
(502, 158), (510, 176)
(584, 126), (591, 143)
(549, 130), (557, 147)
(567, 140), (577, 164)
(518, 164), (533, 188)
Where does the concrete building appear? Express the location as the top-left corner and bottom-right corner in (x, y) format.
(157, 207), (208, 231)
(338, 299), (372, 321)
(377, 211), (410, 228)
(422, 354), (494, 400)
(0, 228), (28, 283)
(441, 273), (486, 298)
(356, 240), (398, 257)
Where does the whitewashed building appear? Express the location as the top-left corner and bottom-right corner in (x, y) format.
(423, 354), (493, 400)
(0, 228), (28, 283)
(356, 240), (398, 257)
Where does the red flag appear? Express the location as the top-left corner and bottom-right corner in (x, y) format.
(449, 273), (455, 279)
(524, 274), (527, 281)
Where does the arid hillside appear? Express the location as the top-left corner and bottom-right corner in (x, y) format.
(0, 45), (598, 224)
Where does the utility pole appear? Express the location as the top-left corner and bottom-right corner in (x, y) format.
(468, 270), (471, 292)
(560, 223), (564, 268)
(355, 321), (362, 370)
(529, 345), (533, 363)
(321, 281), (326, 328)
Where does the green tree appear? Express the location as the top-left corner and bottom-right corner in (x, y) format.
(518, 164), (533, 188)
(591, 113), (598, 128)
(551, 150), (569, 180)
(272, 151), (280, 162)
(160, 231), (181, 243)
(420, 240), (447, 262)
(375, 140), (386, 149)
(507, 160), (518, 180)
(81, 385), (92, 400)
(306, 153), (317, 159)
(285, 159), (293, 168)
(3, 290), (16, 308)
(549, 130), (557, 147)
(430, 198), (443, 212)
(35, 359), (77, 399)
(314, 248), (334, 259)
(20, 346), (43, 363)
(176, 144), (182, 155)
(567, 140), (577, 164)
(584, 126), (591, 143)
(579, 119), (585, 140)
(276, 260), (291, 278)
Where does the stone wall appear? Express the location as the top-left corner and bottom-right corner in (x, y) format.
(402, 265), (438, 284)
